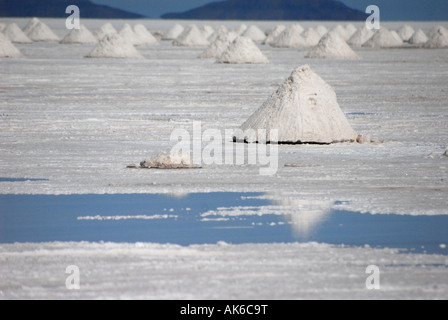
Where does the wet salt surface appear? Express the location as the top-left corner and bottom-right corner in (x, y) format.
(1, 192), (447, 255)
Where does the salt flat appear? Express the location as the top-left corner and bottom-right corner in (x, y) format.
(0, 19), (447, 299)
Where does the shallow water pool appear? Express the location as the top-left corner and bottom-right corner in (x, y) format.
(0, 193), (447, 255)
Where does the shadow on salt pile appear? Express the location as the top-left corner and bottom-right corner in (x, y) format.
(0, 193), (447, 255)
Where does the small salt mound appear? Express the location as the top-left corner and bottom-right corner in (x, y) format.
(22, 17), (40, 34)
(26, 21), (59, 42)
(409, 29), (428, 45)
(199, 33), (235, 59)
(234, 24), (247, 35)
(233, 65), (357, 144)
(347, 25), (374, 47)
(363, 28), (403, 48)
(330, 25), (351, 41)
(140, 153), (197, 169)
(301, 27), (322, 47)
(0, 32), (22, 58)
(344, 24), (358, 38)
(162, 24), (184, 40)
(200, 25), (214, 39)
(424, 26), (448, 48)
(390, 30), (403, 44)
(119, 23), (142, 45)
(94, 23), (117, 40)
(314, 25), (329, 37)
(133, 24), (158, 45)
(208, 25), (228, 40)
(263, 25), (286, 45)
(397, 25), (415, 42)
(85, 33), (143, 59)
(173, 25), (209, 47)
(60, 24), (98, 44)
(3, 23), (32, 43)
(306, 32), (359, 59)
(217, 36), (269, 64)
(241, 25), (266, 42)
(270, 25), (307, 48)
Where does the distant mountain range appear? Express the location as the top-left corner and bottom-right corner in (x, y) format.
(0, 0), (144, 18)
(162, 0), (368, 20)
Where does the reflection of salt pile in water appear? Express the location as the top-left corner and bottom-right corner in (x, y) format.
(3, 23), (32, 43)
(173, 25), (209, 47)
(0, 32), (22, 58)
(241, 25), (266, 43)
(25, 20), (59, 42)
(347, 25), (374, 47)
(306, 32), (359, 59)
(363, 28), (403, 48)
(270, 25), (307, 48)
(397, 25), (415, 42)
(60, 25), (98, 44)
(424, 26), (448, 48)
(140, 153), (198, 169)
(263, 25), (286, 45)
(199, 33), (236, 59)
(409, 29), (428, 45)
(217, 36), (269, 64)
(162, 24), (184, 40)
(274, 198), (332, 237)
(85, 33), (143, 59)
(133, 24), (158, 45)
(233, 65), (357, 144)
(94, 23), (117, 40)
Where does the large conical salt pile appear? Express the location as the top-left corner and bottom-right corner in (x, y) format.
(306, 32), (359, 59)
(270, 25), (307, 48)
(94, 23), (117, 40)
(301, 27), (322, 47)
(363, 28), (403, 48)
(0, 32), (22, 58)
(347, 25), (374, 47)
(173, 25), (209, 47)
(217, 36), (269, 64)
(199, 33), (235, 59)
(233, 65), (357, 144)
(424, 26), (448, 48)
(162, 24), (184, 40)
(85, 33), (143, 59)
(397, 25), (415, 42)
(60, 24), (98, 44)
(263, 25), (286, 45)
(409, 29), (428, 45)
(119, 23), (142, 45)
(133, 24), (158, 45)
(3, 23), (32, 43)
(26, 21), (59, 42)
(241, 25), (266, 43)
